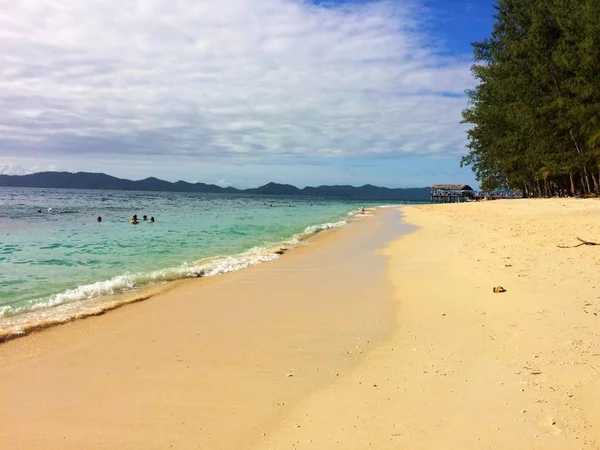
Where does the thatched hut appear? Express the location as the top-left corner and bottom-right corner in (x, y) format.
(430, 184), (474, 203)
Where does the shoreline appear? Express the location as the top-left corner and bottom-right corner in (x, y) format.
(0, 206), (376, 343)
(0, 207), (411, 449)
(5, 199), (598, 449)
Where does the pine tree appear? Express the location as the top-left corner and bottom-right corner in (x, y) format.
(461, 0), (600, 196)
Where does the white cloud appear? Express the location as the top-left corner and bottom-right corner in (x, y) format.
(0, 164), (30, 175)
(0, 163), (60, 175)
(0, 0), (473, 167)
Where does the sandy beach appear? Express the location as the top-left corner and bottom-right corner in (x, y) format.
(2, 200), (600, 449)
(257, 199), (600, 449)
(0, 208), (410, 449)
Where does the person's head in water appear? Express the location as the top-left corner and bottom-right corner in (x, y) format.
(143, 215), (147, 221)
(97, 216), (102, 222)
(133, 214), (138, 220)
(150, 217), (155, 223)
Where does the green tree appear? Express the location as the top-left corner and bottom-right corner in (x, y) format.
(461, 0), (600, 196)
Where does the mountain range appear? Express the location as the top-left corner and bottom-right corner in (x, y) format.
(0, 172), (431, 201)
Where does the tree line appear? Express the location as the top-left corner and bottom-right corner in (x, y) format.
(461, 0), (600, 196)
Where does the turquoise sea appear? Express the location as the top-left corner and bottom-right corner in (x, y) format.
(0, 187), (400, 339)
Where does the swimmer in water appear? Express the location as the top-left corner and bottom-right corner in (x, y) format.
(143, 215), (148, 221)
(130, 214), (139, 225)
(150, 216), (155, 223)
(97, 216), (102, 222)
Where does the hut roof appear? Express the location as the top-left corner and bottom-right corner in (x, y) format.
(431, 184), (474, 191)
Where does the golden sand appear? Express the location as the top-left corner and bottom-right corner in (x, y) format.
(2, 200), (600, 449)
(258, 199), (600, 449)
(0, 208), (408, 449)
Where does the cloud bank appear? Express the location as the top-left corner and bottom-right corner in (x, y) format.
(0, 0), (473, 172)
(0, 163), (59, 176)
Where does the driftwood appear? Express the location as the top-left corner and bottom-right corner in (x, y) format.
(558, 237), (600, 249)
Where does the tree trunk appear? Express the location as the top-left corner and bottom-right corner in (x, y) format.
(591, 171), (600, 193)
(524, 180), (533, 197)
(583, 166), (592, 194)
(569, 172), (576, 195)
(579, 173), (588, 194)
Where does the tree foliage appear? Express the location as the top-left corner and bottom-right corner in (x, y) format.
(461, 0), (600, 196)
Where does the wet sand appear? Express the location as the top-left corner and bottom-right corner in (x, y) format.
(0, 208), (410, 449)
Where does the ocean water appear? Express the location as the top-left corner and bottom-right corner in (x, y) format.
(0, 187), (399, 339)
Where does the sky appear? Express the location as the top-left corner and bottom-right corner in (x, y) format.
(0, 0), (496, 188)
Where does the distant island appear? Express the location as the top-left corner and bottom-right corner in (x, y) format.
(0, 172), (431, 201)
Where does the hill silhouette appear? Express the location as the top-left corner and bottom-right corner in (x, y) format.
(0, 172), (431, 201)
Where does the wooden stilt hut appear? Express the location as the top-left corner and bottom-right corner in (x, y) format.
(430, 184), (474, 203)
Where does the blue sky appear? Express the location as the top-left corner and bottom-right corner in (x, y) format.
(0, 0), (497, 188)
(422, 0), (496, 54)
